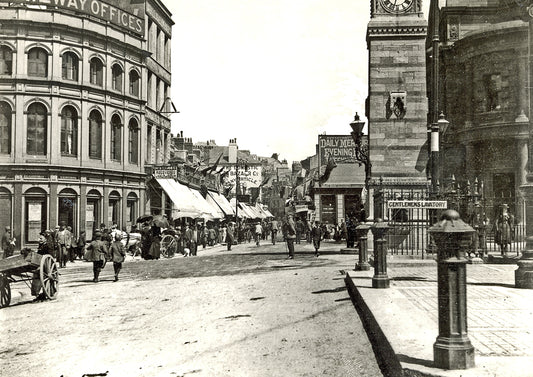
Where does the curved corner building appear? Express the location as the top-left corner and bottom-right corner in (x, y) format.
(0, 0), (173, 247)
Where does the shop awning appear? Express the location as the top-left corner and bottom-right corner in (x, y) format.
(205, 192), (227, 218)
(240, 202), (262, 219)
(156, 179), (214, 219)
(208, 192), (235, 216)
(188, 187), (223, 220)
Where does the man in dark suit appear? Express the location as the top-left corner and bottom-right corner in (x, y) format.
(285, 214), (296, 259)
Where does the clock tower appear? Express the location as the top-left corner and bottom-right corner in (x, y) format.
(366, 0), (428, 219)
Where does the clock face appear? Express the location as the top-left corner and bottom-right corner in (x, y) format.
(380, 0), (414, 13)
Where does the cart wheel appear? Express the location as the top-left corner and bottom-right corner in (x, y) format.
(160, 235), (177, 258)
(0, 274), (10, 308)
(40, 254), (58, 300)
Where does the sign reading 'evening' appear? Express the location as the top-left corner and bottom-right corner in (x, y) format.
(318, 135), (362, 165)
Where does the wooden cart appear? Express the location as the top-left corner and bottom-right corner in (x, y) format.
(0, 251), (58, 308)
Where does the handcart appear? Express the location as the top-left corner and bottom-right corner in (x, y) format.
(0, 251), (58, 308)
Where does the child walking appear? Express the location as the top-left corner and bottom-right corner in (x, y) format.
(111, 233), (126, 282)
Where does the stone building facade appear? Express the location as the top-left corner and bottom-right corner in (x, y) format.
(433, 0), (529, 223)
(0, 0), (173, 247)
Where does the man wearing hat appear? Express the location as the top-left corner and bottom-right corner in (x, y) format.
(284, 214), (296, 259)
(495, 203), (515, 256)
(1, 225), (15, 259)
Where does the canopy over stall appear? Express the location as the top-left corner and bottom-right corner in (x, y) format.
(208, 192), (235, 217)
(156, 179), (220, 219)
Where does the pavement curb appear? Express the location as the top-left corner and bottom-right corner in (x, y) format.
(344, 273), (404, 377)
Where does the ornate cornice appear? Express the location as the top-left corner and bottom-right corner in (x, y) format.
(367, 25), (427, 38)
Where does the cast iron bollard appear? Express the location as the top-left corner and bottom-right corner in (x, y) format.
(355, 223), (371, 271)
(429, 209), (475, 370)
(515, 236), (533, 288)
(371, 219), (390, 288)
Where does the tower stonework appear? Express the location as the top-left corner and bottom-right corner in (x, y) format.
(367, 0), (428, 180)
(366, 0), (429, 221)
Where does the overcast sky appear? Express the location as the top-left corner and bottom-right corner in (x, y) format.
(166, 1), (430, 164)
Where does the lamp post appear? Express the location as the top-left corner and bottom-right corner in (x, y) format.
(349, 112), (371, 190)
(430, 112), (450, 196)
(234, 157), (249, 242)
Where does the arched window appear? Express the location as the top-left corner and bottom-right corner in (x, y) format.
(90, 57), (103, 86)
(27, 103), (47, 155)
(0, 46), (13, 75)
(0, 102), (11, 154)
(126, 192), (138, 225)
(128, 119), (139, 164)
(27, 47), (48, 77)
(110, 114), (122, 161)
(88, 110), (102, 159)
(111, 64), (123, 91)
(129, 70), (140, 97)
(61, 106), (78, 156)
(62, 51), (79, 81)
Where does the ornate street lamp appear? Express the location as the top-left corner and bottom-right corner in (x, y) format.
(349, 112), (371, 188)
(430, 112), (449, 195)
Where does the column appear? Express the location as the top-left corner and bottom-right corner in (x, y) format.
(49, 179), (58, 228)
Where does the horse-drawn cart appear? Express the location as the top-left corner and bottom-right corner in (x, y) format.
(0, 251), (58, 308)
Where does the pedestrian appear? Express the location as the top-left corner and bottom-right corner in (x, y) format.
(208, 226), (217, 246)
(110, 233), (126, 282)
(185, 223), (197, 256)
(85, 232), (108, 283)
(295, 218), (303, 244)
(66, 226), (75, 262)
(1, 225), (15, 259)
(311, 221), (323, 257)
(148, 224), (161, 259)
(254, 222), (263, 246)
(56, 222), (69, 268)
(495, 204), (515, 255)
(220, 223), (227, 244)
(76, 230), (86, 260)
(270, 218), (279, 245)
(226, 222), (235, 251)
(284, 214), (296, 259)
(199, 224), (207, 249)
(37, 230), (52, 255)
(140, 221), (152, 260)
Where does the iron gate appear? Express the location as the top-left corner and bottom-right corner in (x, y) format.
(373, 178), (525, 258)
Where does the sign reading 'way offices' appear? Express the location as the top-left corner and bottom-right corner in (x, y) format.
(11, 0), (145, 36)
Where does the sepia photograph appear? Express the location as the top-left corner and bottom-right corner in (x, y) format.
(0, 0), (532, 376)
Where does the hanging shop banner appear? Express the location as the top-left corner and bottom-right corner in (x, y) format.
(387, 200), (448, 209)
(11, 0), (145, 36)
(318, 135), (366, 165)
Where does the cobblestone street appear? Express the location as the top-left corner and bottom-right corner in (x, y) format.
(0, 241), (383, 377)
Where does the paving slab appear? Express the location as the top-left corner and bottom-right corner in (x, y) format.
(345, 263), (533, 377)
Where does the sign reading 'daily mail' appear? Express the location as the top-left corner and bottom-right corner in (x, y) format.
(318, 135), (367, 165)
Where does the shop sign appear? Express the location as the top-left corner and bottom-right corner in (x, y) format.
(318, 135), (365, 165)
(223, 166), (262, 189)
(294, 204), (308, 213)
(11, 0), (145, 36)
(153, 167), (177, 179)
(387, 200), (447, 209)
